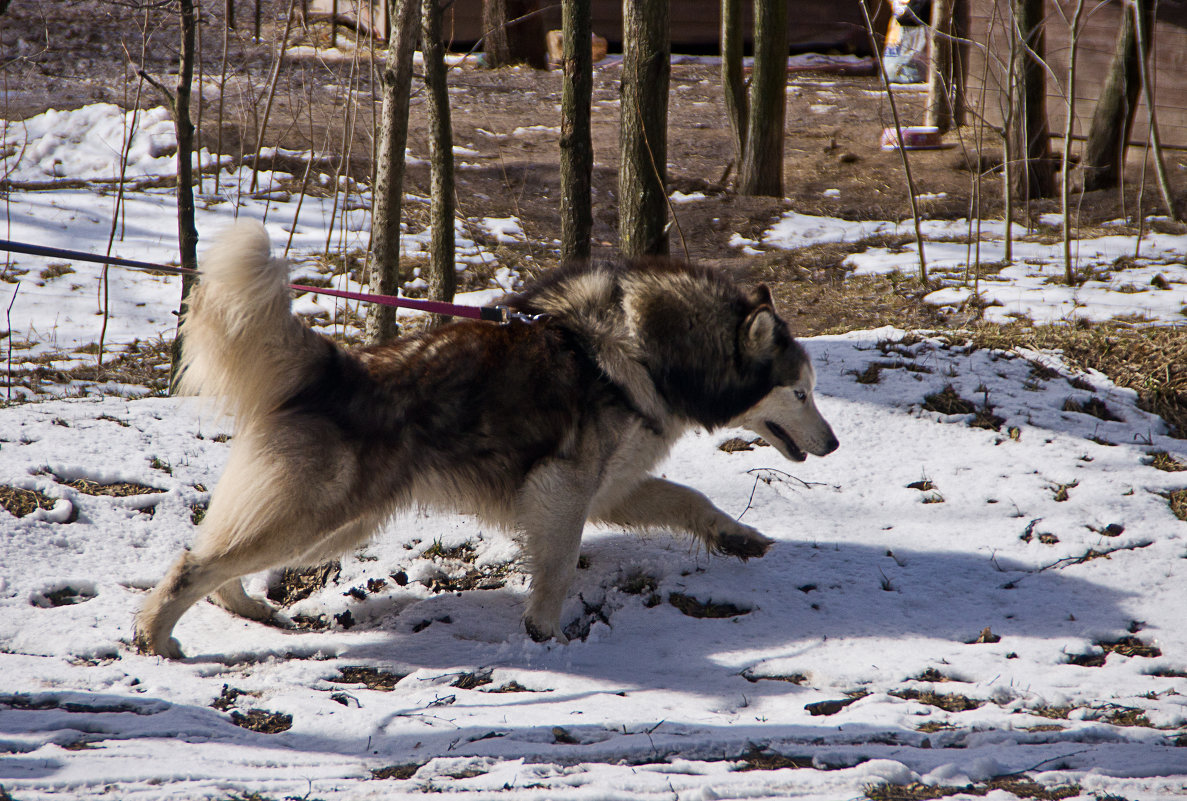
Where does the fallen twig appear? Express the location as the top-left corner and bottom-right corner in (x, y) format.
(1001, 540), (1153, 588)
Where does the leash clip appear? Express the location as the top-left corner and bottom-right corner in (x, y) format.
(486, 306), (545, 325)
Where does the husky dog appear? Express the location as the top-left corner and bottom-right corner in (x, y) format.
(134, 222), (838, 658)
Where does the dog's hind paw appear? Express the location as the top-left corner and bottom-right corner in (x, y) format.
(212, 582), (278, 622)
(713, 528), (774, 561)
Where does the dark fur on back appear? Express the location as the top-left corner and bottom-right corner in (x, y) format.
(275, 317), (626, 513)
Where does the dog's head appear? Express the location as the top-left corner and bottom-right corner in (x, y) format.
(730, 286), (839, 462)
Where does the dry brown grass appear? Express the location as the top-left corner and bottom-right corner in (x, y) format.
(371, 763), (422, 780)
(969, 322), (1187, 438)
(865, 777), (1083, 800)
(58, 477), (162, 497)
(0, 485), (57, 517)
(889, 688), (985, 712)
(668, 592), (751, 619)
(754, 263), (949, 336)
(735, 750), (815, 771)
(1067, 635), (1162, 667)
(1168, 489), (1187, 522)
(1148, 451), (1187, 471)
(266, 562), (341, 606)
(1, 338), (174, 406)
(331, 666), (405, 691)
(228, 708), (292, 733)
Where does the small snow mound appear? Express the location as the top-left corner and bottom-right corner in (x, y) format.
(852, 758), (918, 785)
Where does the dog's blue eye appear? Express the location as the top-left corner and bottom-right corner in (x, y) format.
(794, 390), (806, 402)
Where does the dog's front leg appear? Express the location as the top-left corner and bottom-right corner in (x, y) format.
(594, 477), (773, 559)
(517, 461), (596, 643)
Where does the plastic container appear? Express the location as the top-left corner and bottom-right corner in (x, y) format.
(880, 126), (943, 150)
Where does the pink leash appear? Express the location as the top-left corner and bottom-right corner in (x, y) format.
(0, 238), (512, 322)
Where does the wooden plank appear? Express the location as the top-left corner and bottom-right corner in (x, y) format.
(412, 0), (881, 50)
(965, 0), (1187, 149)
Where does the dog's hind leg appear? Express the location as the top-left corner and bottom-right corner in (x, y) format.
(293, 514), (385, 567)
(134, 548), (255, 659)
(209, 515), (381, 623)
(136, 519), (339, 659)
(593, 477), (774, 559)
(136, 505), (390, 658)
(211, 578), (277, 621)
(517, 461), (597, 643)
(136, 466), (371, 658)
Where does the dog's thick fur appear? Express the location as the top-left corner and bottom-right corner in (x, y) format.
(134, 222), (838, 658)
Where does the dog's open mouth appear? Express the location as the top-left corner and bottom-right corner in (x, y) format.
(765, 421), (807, 461)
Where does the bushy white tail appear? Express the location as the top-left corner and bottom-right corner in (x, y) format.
(177, 221), (318, 423)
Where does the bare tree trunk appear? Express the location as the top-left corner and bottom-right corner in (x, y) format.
(169, 0), (199, 392)
(720, 0), (747, 167)
(214, 3), (230, 194)
(482, 0), (547, 69)
(1009, 0), (1055, 199)
(423, 0), (456, 324)
(366, 0), (421, 345)
(1081, 0), (1154, 192)
(951, 0), (969, 126)
(483, 0), (511, 64)
(926, 0), (954, 132)
(560, 0), (592, 263)
(195, 0), (204, 194)
(736, 0), (787, 196)
(618, 0), (669, 256)
(999, 0), (1018, 259)
(1132, 0), (1181, 220)
(1060, 0), (1087, 286)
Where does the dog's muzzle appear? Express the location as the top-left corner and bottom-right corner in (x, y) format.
(765, 420), (807, 462)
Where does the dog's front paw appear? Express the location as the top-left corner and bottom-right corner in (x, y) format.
(133, 630), (185, 660)
(712, 526), (774, 561)
(524, 616), (570, 644)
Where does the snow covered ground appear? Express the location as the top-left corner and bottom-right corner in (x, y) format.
(740, 212), (1187, 326)
(1, 104), (1186, 800)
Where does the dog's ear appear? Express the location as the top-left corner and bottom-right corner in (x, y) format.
(746, 284), (774, 309)
(741, 305), (778, 357)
